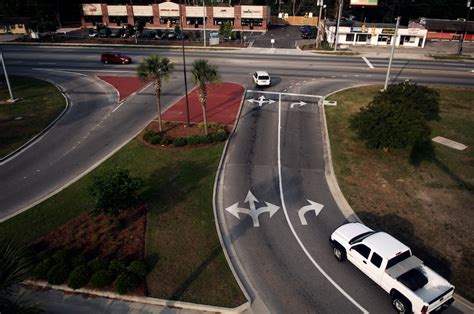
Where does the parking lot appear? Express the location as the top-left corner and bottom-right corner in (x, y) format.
(245, 25), (308, 49)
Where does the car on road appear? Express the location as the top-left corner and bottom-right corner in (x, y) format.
(330, 222), (455, 314)
(100, 52), (132, 64)
(252, 71), (271, 87)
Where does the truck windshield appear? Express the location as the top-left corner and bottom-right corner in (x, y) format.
(349, 231), (376, 245)
(387, 250), (412, 269)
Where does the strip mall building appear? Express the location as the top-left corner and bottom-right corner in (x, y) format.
(81, 2), (270, 31)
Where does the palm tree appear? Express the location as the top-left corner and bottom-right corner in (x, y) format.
(137, 54), (174, 132)
(191, 59), (221, 135)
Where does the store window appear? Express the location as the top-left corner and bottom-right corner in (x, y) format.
(345, 34), (355, 42)
(356, 34), (371, 42)
(214, 18), (234, 26)
(109, 16), (128, 25)
(160, 17), (180, 25)
(241, 18), (263, 28)
(84, 16), (104, 25)
(134, 16), (153, 25)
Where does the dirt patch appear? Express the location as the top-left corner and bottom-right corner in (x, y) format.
(33, 206), (147, 261)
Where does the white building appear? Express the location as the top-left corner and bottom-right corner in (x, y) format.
(326, 24), (427, 48)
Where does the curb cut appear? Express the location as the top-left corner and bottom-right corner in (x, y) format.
(24, 280), (248, 313)
(0, 78), (70, 164)
(320, 84), (474, 310)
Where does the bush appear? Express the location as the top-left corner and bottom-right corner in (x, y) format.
(149, 134), (162, 144)
(198, 135), (211, 144)
(115, 272), (139, 295)
(71, 253), (87, 269)
(89, 168), (142, 216)
(160, 136), (172, 145)
(33, 261), (51, 280)
(109, 259), (127, 276)
(68, 264), (91, 289)
(47, 263), (70, 285)
(187, 135), (201, 145)
(88, 257), (108, 273)
(143, 130), (157, 142)
(210, 130), (228, 142)
(127, 261), (147, 278)
(90, 269), (114, 288)
(173, 137), (187, 147)
(52, 250), (68, 264)
(114, 218), (126, 230)
(350, 101), (431, 149)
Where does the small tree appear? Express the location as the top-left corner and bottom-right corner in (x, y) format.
(219, 21), (233, 40)
(191, 59), (221, 135)
(90, 168), (141, 216)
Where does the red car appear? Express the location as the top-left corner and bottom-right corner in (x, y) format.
(101, 52), (132, 64)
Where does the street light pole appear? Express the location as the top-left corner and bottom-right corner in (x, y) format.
(0, 50), (16, 103)
(179, 0), (190, 126)
(384, 16), (400, 91)
(316, 0), (324, 48)
(203, 0), (207, 47)
(458, 0), (472, 55)
(334, 0), (343, 51)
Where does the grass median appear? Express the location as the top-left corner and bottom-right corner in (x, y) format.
(0, 139), (245, 307)
(326, 85), (474, 301)
(0, 76), (66, 158)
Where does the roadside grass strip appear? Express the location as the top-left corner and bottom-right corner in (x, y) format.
(325, 85), (474, 302)
(0, 139), (245, 307)
(0, 76), (66, 158)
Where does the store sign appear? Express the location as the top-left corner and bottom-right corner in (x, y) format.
(350, 0), (378, 6)
(213, 7), (234, 18)
(159, 2), (180, 17)
(351, 27), (363, 33)
(407, 28), (421, 35)
(186, 6), (205, 18)
(132, 5), (153, 16)
(241, 6), (263, 18)
(107, 5), (127, 16)
(82, 4), (102, 16)
(381, 28), (395, 35)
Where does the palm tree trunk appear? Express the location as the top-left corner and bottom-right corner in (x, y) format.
(155, 79), (162, 132)
(198, 85), (208, 135)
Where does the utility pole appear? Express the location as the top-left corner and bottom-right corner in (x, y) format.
(0, 50), (16, 103)
(316, 0), (324, 48)
(203, 0), (207, 47)
(334, 0), (343, 51)
(179, 0), (190, 126)
(384, 16), (400, 91)
(458, 0), (472, 55)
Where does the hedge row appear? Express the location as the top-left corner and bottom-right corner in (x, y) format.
(32, 249), (147, 294)
(143, 127), (229, 147)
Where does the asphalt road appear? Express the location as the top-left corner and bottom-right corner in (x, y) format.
(0, 45), (472, 313)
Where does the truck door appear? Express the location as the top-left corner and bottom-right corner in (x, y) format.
(348, 244), (382, 284)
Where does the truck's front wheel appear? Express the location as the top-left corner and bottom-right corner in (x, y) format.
(392, 295), (411, 314)
(333, 245), (346, 262)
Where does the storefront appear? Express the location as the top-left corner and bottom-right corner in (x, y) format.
(132, 5), (154, 26)
(107, 5), (128, 26)
(185, 6), (206, 28)
(240, 5), (265, 29)
(82, 4), (103, 26)
(158, 2), (180, 27)
(213, 7), (234, 26)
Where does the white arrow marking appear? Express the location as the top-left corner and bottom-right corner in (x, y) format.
(290, 101), (307, 109)
(298, 200), (324, 225)
(247, 95), (276, 107)
(224, 191), (280, 227)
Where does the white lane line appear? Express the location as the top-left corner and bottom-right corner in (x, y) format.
(38, 62), (57, 65)
(362, 57), (375, 69)
(247, 90), (323, 98)
(276, 94), (369, 314)
(112, 101), (125, 113)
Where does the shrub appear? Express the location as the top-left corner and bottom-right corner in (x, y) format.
(143, 130), (157, 142)
(68, 264), (91, 289)
(115, 272), (139, 295)
(47, 263), (70, 285)
(52, 250), (68, 264)
(350, 102), (431, 149)
(150, 134), (162, 145)
(33, 261), (51, 280)
(160, 136), (172, 145)
(127, 261), (147, 278)
(187, 135), (201, 145)
(198, 135), (211, 144)
(89, 168), (142, 216)
(109, 259), (127, 276)
(90, 269), (114, 288)
(88, 257), (109, 273)
(173, 137), (187, 147)
(71, 253), (87, 269)
(114, 218), (126, 230)
(210, 130), (228, 142)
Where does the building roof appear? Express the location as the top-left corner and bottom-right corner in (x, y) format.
(422, 18), (474, 32)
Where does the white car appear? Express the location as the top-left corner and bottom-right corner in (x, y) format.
(252, 71), (271, 87)
(330, 222), (455, 313)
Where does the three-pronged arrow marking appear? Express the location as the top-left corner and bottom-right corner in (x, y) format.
(225, 191), (280, 227)
(290, 101), (307, 109)
(298, 200), (324, 225)
(247, 95), (276, 107)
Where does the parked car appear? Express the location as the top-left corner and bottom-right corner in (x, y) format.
(330, 222), (455, 313)
(161, 32), (176, 40)
(109, 28), (124, 38)
(300, 25), (316, 33)
(88, 29), (98, 37)
(301, 28), (317, 39)
(252, 71), (271, 87)
(100, 52), (132, 64)
(98, 28), (111, 38)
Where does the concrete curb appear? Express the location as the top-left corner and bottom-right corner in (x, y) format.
(212, 86), (253, 313)
(0, 78), (70, 164)
(320, 84), (474, 310)
(23, 280), (248, 313)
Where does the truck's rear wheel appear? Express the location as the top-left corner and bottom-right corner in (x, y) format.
(333, 245), (346, 262)
(392, 295), (411, 313)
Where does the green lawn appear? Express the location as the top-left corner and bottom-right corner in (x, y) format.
(0, 139), (245, 307)
(326, 85), (474, 301)
(0, 76), (66, 158)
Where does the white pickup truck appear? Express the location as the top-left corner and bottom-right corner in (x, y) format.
(330, 222), (455, 313)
